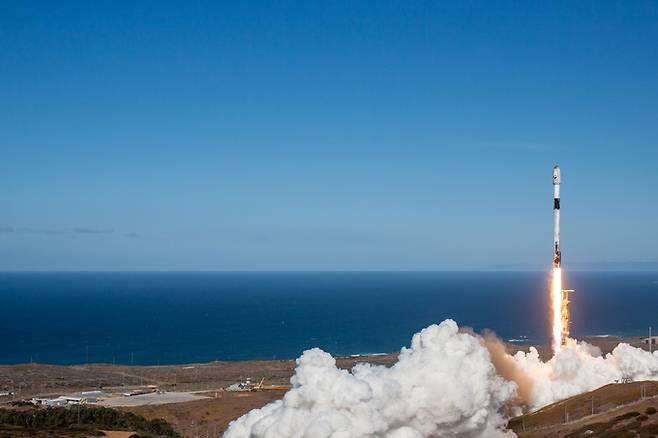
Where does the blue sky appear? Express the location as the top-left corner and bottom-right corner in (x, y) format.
(1, 1), (657, 270)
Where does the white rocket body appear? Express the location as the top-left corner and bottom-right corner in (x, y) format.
(552, 165), (561, 268)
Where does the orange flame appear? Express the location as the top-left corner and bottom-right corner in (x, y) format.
(551, 268), (563, 353)
(551, 267), (570, 353)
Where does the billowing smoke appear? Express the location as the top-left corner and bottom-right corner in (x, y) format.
(224, 320), (658, 437)
(224, 320), (517, 438)
(481, 332), (534, 407)
(513, 339), (658, 408)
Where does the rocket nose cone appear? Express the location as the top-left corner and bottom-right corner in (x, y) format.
(553, 165), (561, 183)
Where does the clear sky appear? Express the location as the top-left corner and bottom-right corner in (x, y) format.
(1, 1), (657, 270)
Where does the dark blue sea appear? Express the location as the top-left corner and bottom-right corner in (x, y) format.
(1, 271), (657, 365)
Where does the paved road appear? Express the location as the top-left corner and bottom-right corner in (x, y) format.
(100, 391), (209, 407)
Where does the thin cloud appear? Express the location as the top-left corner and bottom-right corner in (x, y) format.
(0, 226), (114, 236)
(71, 227), (114, 234)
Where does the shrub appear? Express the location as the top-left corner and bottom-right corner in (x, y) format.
(639, 423), (658, 434)
(0, 406), (179, 437)
(614, 411), (641, 421)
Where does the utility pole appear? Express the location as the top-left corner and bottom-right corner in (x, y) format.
(650, 327), (653, 353)
(564, 404), (569, 423)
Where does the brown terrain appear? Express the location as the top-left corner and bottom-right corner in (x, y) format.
(124, 390), (288, 437)
(0, 354), (396, 436)
(0, 336), (655, 437)
(510, 381), (658, 437)
(0, 354), (398, 400)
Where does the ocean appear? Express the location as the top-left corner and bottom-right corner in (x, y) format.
(1, 271), (657, 365)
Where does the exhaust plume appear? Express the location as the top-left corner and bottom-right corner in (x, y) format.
(481, 331), (534, 406)
(224, 320), (516, 438)
(514, 339), (658, 408)
(224, 320), (658, 437)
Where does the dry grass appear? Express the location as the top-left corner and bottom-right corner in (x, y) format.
(510, 381), (658, 437)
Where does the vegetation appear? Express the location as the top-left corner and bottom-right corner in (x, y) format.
(614, 411), (641, 421)
(0, 406), (179, 437)
(7, 401), (33, 407)
(646, 406), (657, 415)
(565, 409), (658, 438)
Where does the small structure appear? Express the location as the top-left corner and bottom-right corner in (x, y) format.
(226, 378), (254, 392)
(32, 397), (72, 407)
(31, 391), (108, 407)
(643, 337), (658, 345)
(122, 386), (158, 397)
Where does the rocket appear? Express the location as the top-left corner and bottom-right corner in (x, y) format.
(552, 165), (561, 268)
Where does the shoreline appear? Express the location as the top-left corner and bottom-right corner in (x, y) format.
(0, 332), (647, 368)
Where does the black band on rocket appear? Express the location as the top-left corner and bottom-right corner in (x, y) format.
(554, 199), (560, 209)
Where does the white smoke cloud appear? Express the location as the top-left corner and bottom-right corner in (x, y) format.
(224, 320), (517, 438)
(224, 320), (658, 437)
(513, 339), (658, 408)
